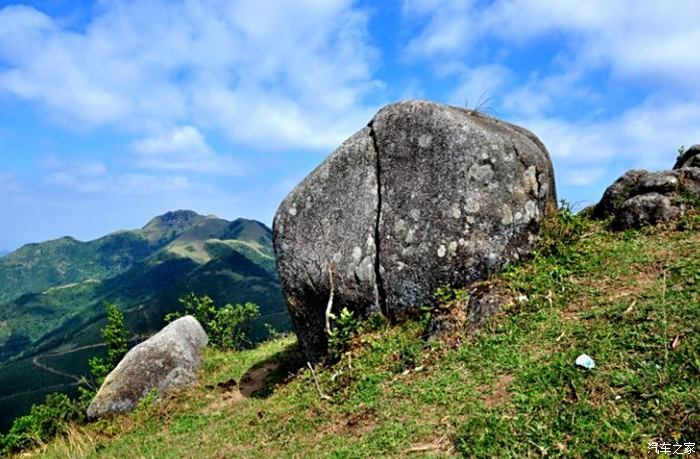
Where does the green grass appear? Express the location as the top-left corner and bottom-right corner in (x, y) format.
(32, 216), (699, 458)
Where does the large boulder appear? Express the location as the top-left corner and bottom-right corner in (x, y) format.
(87, 316), (207, 419)
(593, 147), (700, 229)
(274, 100), (557, 361)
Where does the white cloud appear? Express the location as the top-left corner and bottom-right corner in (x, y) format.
(41, 157), (201, 195)
(403, 0), (700, 189)
(0, 1), (383, 151)
(403, 0), (478, 58)
(562, 168), (606, 187)
(517, 96), (700, 187)
(131, 125), (240, 175)
(403, 0), (700, 90)
(47, 170), (196, 195)
(481, 1), (700, 88)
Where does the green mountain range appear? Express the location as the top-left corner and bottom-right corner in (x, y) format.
(0, 210), (290, 432)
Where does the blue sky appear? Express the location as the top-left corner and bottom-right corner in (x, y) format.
(1, 0), (699, 250)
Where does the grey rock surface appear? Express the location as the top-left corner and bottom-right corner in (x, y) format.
(616, 193), (683, 229)
(273, 100), (557, 361)
(273, 128), (380, 360)
(592, 170), (647, 219)
(87, 315), (208, 419)
(594, 153), (700, 229)
(373, 102), (556, 315)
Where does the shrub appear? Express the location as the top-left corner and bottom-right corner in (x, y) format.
(0, 302), (131, 454)
(327, 307), (359, 361)
(0, 393), (81, 455)
(166, 293), (260, 350)
(538, 199), (585, 257)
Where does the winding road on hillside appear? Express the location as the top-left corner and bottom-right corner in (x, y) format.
(31, 342), (107, 383)
(28, 334), (149, 388)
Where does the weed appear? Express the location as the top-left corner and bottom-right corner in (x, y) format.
(433, 284), (468, 304)
(327, 307), (359, 361)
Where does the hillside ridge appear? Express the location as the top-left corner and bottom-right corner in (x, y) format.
(25, 209), (700, 458)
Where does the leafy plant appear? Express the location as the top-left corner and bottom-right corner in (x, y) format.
(433, 284), (469, 304)
(87, 302), (128, 388)
(418, 304), (434, 328)
(678, 144), (686, 157)
(0, 393), (81, 455)
(327, 307), (359, 361)
(166, 293), (260, 350)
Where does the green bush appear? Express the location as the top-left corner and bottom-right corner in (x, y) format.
(166, 293), (260, 350)
(0, 393), (81, 454)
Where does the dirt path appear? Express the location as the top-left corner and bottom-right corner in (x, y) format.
(239, 362), (277, 397)
(206, 362), (278, 412)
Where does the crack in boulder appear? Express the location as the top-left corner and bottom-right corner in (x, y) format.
(368, 120), (389, 320)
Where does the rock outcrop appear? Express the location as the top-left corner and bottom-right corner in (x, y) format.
(87, 316), (208, 419)
(673, 144), (700, 169)
(593, 145), (700, 229)
(273, 100), (557, 361)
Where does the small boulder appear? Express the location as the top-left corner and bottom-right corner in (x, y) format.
(592, 170), (647, 219)
(87, 316), (208, 419)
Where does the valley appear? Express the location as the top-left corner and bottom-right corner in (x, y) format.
(0, 211), (291, 432)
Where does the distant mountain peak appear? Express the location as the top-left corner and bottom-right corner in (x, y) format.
(144, 210), (202, 227)
(138, 210), (205, 243)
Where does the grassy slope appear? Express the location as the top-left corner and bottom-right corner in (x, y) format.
(35, 216), (699, 458)
(0, 215), (291, 433)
